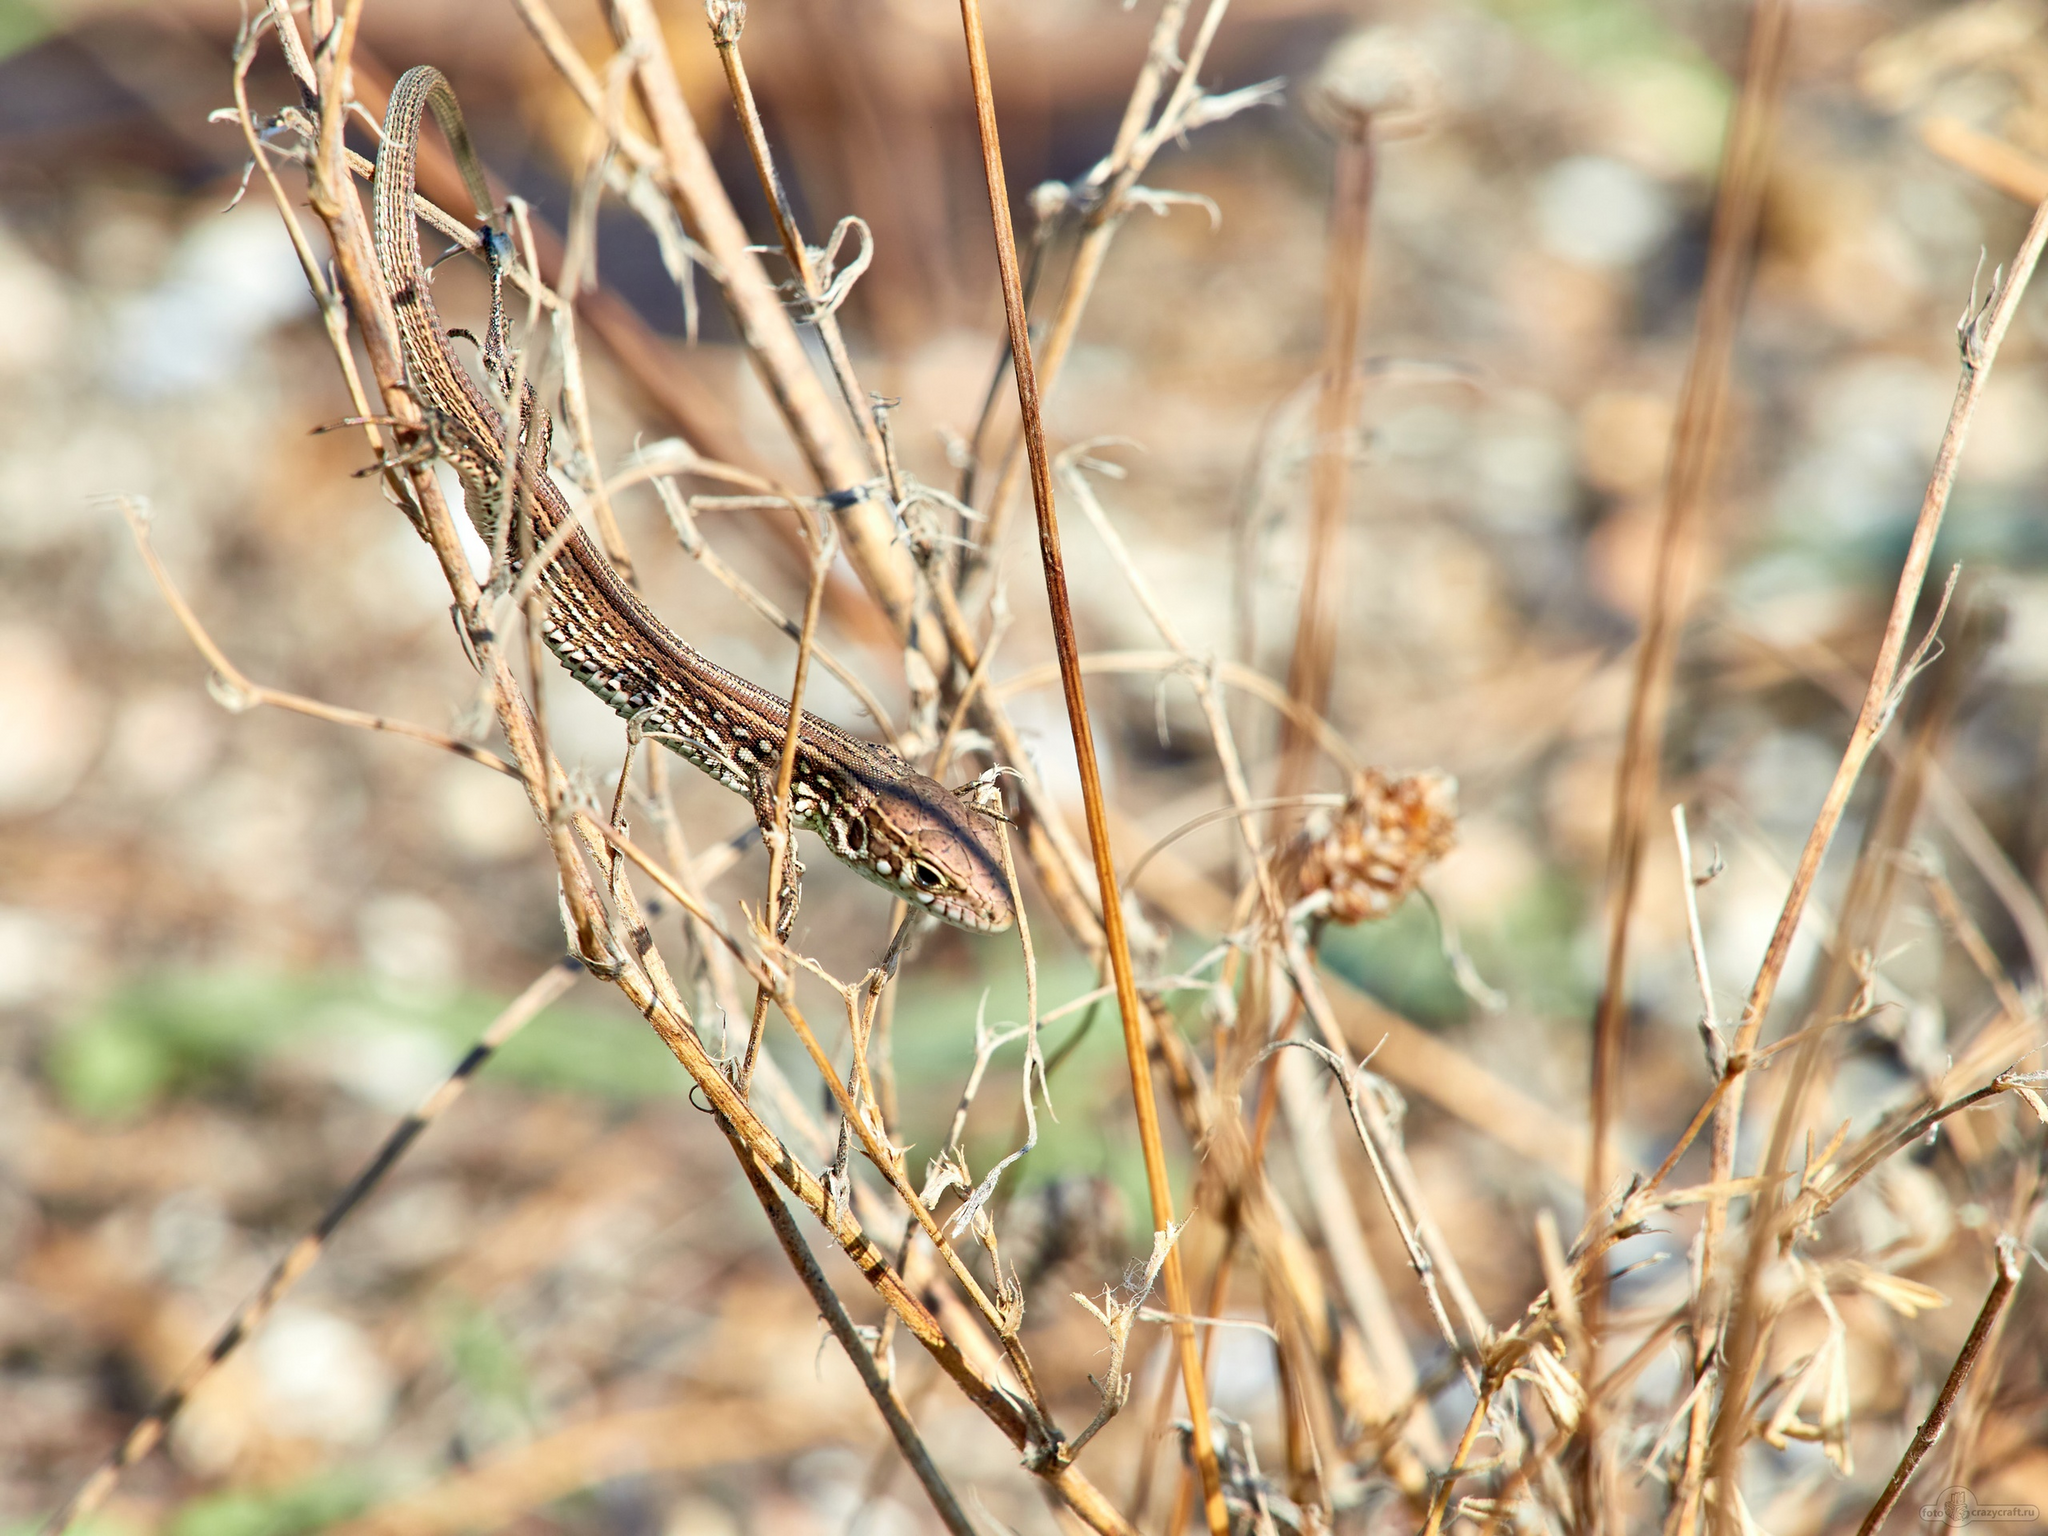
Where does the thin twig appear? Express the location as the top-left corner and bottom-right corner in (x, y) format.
(1270, 96), (1375, 843)
(1854, 1238), (2026, 1536)
(579, 0), (935, 661)
(118, 498), (518, 779)
(40, 962), (580, 1536)
(732, 1150), (977, 1536)
(706, 3), (888, 476)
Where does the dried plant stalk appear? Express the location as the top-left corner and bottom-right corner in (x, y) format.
(953, 2), (1229, 1527)
(1704, 188), (2048, 1535)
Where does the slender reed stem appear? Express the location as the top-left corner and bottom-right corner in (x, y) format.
(953, 4), (1228, 1527)
(1583, 0), (1794, 1522)
(1271, 107), (1374, 837)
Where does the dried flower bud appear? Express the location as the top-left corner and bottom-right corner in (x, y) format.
(705, 0), (746, 46)
(1030, 179), (1072, 227)
(1310, 28), (1439, 140)
(1287, 768), (1458, 924)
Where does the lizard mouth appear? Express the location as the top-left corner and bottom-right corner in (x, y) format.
(912, 888), (1012, 934)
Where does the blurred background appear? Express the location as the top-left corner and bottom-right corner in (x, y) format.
(3, 0), (2048, 1530)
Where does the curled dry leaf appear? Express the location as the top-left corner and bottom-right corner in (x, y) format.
(1835, 1262), (1951, 1319)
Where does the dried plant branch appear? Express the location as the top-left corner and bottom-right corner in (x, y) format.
(1854, 1238), (2026, 1536)
(733, 1151), (976, 1536)
(993, 650), (1359, 775)
(1803, 1067), (2043, 1225)
(705, 2), (888, 476)
(967, 0), (1255, 574)
(740, 498), (839, 1093)
(242, 32), (1147, 1519)
(39, 962), (581, 1535)
(1718, 616), (2048, 985)
(1271, 89), (1375, 841)
(509, 0), (935, 661)
(767, 982), (1050, 1418)
(954, 3), (1226, 1526)
(1706, 190), (2048, 1527)
(1265, 1034), (1483, 1381)
(118, 497), (518, 779)
(1070, 1223), (1188, 1457)
(1914, 853), (2031, 1023)
(1674, 805), (1727, 1075)
(651, 478), (900, 741)
(1585, 0), (1794, 1518)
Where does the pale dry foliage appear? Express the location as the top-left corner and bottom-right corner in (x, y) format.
(7, 1), (2048, 1535)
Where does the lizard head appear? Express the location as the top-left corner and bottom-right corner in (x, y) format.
(854, 771), (1016, 934)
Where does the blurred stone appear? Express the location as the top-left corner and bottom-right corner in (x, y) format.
(175, 766), (315, 902)
(1740, 731), (1841, 838)
(1609, 57), (1731, 178)
(296, 1020), (457, 1113)
(1578, 390), (1673, 498)
(1313, 27), (1439, 137)
(1963, 366), (2048, 483)
(252, 1305), (395, 1445)
(790, 1446), (907, 1533)
(1986, 576), (2048, 681)
(662, 1497), (743, 1536)
(148, 1187), (229, 1284)
(1892, 173), (1987, 268)
(434, 758), (538, 863)
(362, 1178), (471, 1271)
(1771, 171), (1927, 338)
(348, 516), (473, 630)
(1536, 156), (1675, 269)
(1472, 395), (1575, 529)
(106, 685), (221, 799)
(105, 206), (313, 399)
(0, 623), (103, 816)
(358, 891), (461, 992)
(1730, 554), (1858, 647)
(1777, 355), (1951, 537)
(0, 222), (70, 379)
(0, 906), (82, 1008)
(1585, 498), (1714, 622)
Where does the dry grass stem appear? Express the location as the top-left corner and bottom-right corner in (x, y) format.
(955, 0), (1227, 1524)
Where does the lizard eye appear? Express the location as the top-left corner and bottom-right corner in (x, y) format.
(911, 860), (944, 891)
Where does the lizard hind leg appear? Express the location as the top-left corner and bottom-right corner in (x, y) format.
(749, 771), (805, 942)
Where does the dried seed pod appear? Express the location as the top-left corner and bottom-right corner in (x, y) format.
(1285, 768), (1458, 924)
